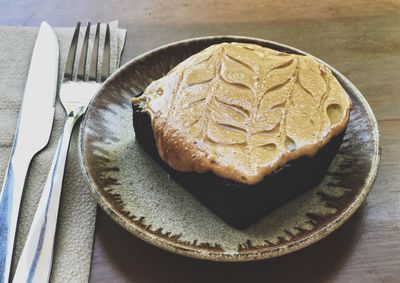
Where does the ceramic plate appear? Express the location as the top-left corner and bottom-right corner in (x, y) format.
(79, 36), (380, 262)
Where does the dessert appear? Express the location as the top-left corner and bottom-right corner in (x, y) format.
(132, 42), (352, 228)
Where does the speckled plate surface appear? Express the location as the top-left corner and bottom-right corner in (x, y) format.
(79, 36), (380, 262)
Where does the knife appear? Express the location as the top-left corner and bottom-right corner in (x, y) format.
(0, 22), (59, 283)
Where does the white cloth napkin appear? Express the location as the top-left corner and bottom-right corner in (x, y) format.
(0, 21), (126, 282)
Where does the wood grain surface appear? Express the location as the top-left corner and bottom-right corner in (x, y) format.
(1, 0), (399, 282)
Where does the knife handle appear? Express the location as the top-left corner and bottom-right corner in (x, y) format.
(0, 149), (32, 283)
(12, 116), (77, 283)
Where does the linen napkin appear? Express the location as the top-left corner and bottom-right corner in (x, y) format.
(0, 21), (126, 282)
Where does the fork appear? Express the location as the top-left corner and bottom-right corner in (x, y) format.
(12, 22), (111, 283)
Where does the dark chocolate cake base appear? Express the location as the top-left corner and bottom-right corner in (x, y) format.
(132, 103), (346, 229)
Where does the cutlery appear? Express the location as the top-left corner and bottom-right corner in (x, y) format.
(0, 22), (59, 283)
(13, 22), (111, 283)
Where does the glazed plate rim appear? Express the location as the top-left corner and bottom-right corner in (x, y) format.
(78, 35), (380, 262)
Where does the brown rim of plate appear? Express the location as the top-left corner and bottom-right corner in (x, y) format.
(78, 36), (380, 262)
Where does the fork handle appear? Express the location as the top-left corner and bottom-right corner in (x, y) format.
(12, 116), (77, 283)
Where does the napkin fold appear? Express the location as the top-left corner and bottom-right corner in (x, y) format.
(0, 21), (126, 282)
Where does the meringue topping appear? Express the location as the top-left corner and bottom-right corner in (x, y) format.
(132, 42), (352, 185)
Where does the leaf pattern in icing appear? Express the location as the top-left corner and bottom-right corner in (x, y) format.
(133, 42), (352, 184)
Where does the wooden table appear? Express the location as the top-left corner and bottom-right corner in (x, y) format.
(2, 0), (399, 282)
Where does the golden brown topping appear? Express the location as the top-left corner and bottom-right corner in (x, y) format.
(132, 42), (352, 185)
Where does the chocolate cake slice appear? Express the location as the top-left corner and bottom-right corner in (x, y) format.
(132, 42), (352, 229)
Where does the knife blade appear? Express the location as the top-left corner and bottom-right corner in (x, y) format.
(0, 22), (59, 283)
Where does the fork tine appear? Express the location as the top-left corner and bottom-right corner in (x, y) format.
(101, 23), (111, 82)
(64, 22), (80, 81)
(77, 22), (91, 81)
(88, 23), (100, 82)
